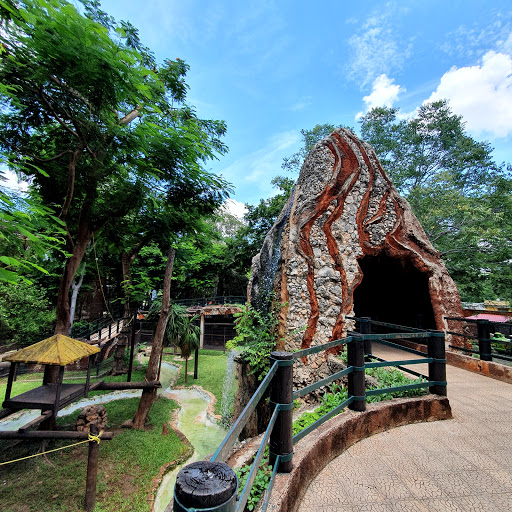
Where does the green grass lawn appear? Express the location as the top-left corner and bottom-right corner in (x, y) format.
(0, 350), (237, 511)
(163, 349), (238, 418)
(0, 396), (189, 512)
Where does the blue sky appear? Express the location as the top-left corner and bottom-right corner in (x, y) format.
(8, 0), (512, 216)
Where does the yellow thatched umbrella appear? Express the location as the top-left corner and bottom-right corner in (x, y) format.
(3, 334), (100, 365)
(2, 335), (101, 421)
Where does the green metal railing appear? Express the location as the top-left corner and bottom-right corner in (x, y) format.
(444, 316), (512, 363)
(172, 318), (447, 511)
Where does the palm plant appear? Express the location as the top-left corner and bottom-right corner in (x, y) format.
(176, 315), (200, 384)
(148, 297), (200, 383)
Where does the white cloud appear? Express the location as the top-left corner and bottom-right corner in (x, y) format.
(440, 15), (512, 60)
(223, 199), (247, 220)
(363, 74), (403, 109)
(355, 74), (403, 119)
(348, 5), (412, 87)
(426, 51), (512, 138)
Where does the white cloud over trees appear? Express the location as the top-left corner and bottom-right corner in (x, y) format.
(427, 50), (512, 138)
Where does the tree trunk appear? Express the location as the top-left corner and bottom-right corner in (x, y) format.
(43, 233), (91, 397)
(132, 247), (175, 429)
(69, 262), (86, 333)
(184, 358), (188, 385)
(55, 232), (92, 336)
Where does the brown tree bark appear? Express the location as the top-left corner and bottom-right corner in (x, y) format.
(132, 247), (175, 429)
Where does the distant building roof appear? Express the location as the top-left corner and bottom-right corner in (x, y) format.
(3, 334), (100, 365)
(465, 313), (510, 323)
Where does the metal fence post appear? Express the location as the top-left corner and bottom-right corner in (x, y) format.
(427, 332), (447, 396)
(360, 317), (372, 360)
(347, 338), (366, 411)
(173, 461), (238, 512)
(269, 351), (294, 473)
(477, 319), (492, 362)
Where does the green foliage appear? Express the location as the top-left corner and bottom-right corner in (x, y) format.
(0, 0), (231, 331)
(221, 177), (294, 286)
(292, 385), (349, 435)
(227, 302), (281, 377)
(292, 365), (426, 436)
(0, 185), (65, 284)
(235, 449), (273, 512)
(0, 280), (54, 346)
(147, 298), (188, 347)
(365, 365), (426, 402)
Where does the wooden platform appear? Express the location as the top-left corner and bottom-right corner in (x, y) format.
(3, 383), (90, 411)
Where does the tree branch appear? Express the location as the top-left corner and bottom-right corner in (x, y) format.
(31, 150), (73, 162)
(120, 107), (141, 125)
(38, 87), (80, 141)
(59, 147), (82, 220)
(128, 233), (151, 263)
(49, 75), (94, 111)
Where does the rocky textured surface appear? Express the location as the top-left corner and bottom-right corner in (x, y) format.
(248, 129), (464, 387)
(76, 404), (107, 432)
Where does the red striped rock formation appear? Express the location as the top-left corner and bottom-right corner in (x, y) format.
(248, 129), (464, 386)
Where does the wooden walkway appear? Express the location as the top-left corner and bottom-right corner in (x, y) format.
(298, 343), (512, 511)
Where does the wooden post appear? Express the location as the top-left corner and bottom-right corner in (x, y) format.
(477, 319), (492, 362)
(200, 314), (205, 349)
(96, 349), (101, 377)
(43, 364), (51, 385)
(84, 424), (100, 512)
(428, 332), (447, 396)
(4, 363), (16, 401)
(348, 337), (366, 412)
(269, 351), (294, 473)
(360, 317), (372, 360)
(174, 461), (237, 512)
(53, 366), (65, 418)
(108, 322), (112, 338)
(85, 357), (93, 398)
(193, 347), (199, 380)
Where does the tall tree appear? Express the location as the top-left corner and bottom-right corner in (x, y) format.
(0, 0), (229, 339)
(132, 246), (175, 429)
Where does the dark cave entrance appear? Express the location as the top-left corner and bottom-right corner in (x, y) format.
(353, 253), (436, 330)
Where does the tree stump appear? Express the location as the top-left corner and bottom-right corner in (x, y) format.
(174, 461), (237, 511)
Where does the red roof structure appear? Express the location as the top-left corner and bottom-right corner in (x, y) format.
(466, 313), (510, 323)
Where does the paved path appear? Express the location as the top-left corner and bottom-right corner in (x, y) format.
(298, 343), (512, 511)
